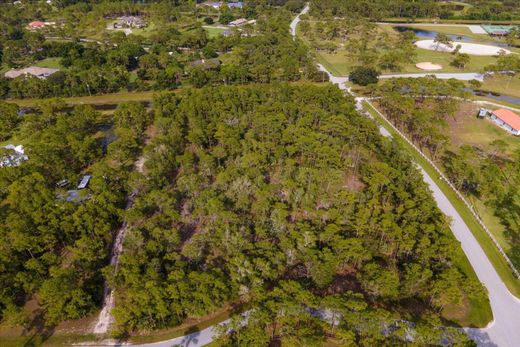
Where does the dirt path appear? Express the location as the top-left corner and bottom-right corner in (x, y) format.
(93, 153), (146, 334)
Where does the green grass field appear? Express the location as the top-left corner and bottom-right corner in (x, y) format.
(8, 91), (156, 107)
(314, 47), (496, 75)
(203, 26), (226, 38)
(364, 100), (520, 302)
(478, 75), (520, 99)
(34, 57), (63, 69)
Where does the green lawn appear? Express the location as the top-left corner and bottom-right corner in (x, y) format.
(203, 26), (226, 38)
(364, 100), (520, 302)
(405, 48), (495, 73)
(477, 75), (520, 99)
(130, 22), (158, 38)
(8, 91), (157, 107)
(314, 47), (496, 76)
(34, 57), (63, 69)
(444, 102), (520, 257)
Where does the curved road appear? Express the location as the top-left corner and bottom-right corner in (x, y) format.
(88, 5), (520, 347)
(301, 5), (520, 347)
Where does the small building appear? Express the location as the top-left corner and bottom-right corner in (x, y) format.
(4, 67), (59, 80)
(78, 175), (91, 189)
(489, 108), (520, 135)
(481, 25), (519, 37)
(0, 145), (28, 167)
(28, 21), (46, 29)
(229, 18), (248, 26)
(27, 21), (55, 30)
(478, 108), (489, 118)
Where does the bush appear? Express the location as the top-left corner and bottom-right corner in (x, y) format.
(203, 17), (214, 25)
(349, 66), (380, 86)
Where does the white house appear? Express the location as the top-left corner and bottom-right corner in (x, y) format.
(4, 67), (59, 79)
(489, 108), (520, 136)
(229, 18), (248, 26)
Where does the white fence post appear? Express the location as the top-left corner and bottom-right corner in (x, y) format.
(365, 100), (520, 279)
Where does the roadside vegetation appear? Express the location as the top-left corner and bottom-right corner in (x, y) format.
(369, 76), (520, 276)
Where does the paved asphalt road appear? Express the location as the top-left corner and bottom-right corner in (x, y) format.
(91, 5), (520, 347)
(313, 7), (520, 344)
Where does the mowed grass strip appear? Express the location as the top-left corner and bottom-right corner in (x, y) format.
(363, 100), (520, 301)
(7, 91), (157, 108)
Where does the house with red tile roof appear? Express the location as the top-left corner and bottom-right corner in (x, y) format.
(27, 20), (55, 30)
(490, 109), (520, 136)
(28, 21), (46, 29)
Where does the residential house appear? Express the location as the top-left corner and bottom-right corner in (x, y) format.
(27, 21), (55, 30)
(489, 108), (520, 135)
(4, 67), (59, 79)
(229, 18), (248, 26)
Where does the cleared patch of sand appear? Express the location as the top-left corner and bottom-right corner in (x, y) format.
(416, 62), (443, 71)
(415, 40), (511, 56)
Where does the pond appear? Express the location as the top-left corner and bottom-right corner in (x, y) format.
(394, 26), (515, 49)
(466, 88), (520, 105)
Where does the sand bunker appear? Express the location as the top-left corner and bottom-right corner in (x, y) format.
(415, 40), (511, 56)
(416, 62), (443, 71)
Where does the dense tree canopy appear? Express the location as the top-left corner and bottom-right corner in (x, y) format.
(108, 84), (485, 345)
(0, 100), (150, 326)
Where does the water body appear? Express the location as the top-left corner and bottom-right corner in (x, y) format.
(466, 88), (520, 105)
(394, 26), (517, 49)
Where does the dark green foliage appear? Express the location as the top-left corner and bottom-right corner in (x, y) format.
(310, 0), (520, 21)
(111, 84), (484, 345)
(0, 101), (20, 141)
(0, 101), (148, 326)
(349, 66), (380, 86)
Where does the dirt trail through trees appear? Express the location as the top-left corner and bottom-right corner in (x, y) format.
(93, 154), (146, 334)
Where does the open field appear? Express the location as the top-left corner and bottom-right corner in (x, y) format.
(444, 102), (520, 256)
(478, 75), (520, 99)
(300, 22), (502, 76)
(448, 102), (520, 158)
(364, 100), (520, 301)
(34, 57), (63, 69)
(314, 47), (496, 75)
(7, 91), (156, 107)
(203, 26), (226, 38)
(405, 47), (495, 72)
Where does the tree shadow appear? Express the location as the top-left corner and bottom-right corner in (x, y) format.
(466, 328), (499, 347)
(21, 309), (56, 347)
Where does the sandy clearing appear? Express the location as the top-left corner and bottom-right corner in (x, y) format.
(416, 62), (443, 70)
(415, 39), (511, 56)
